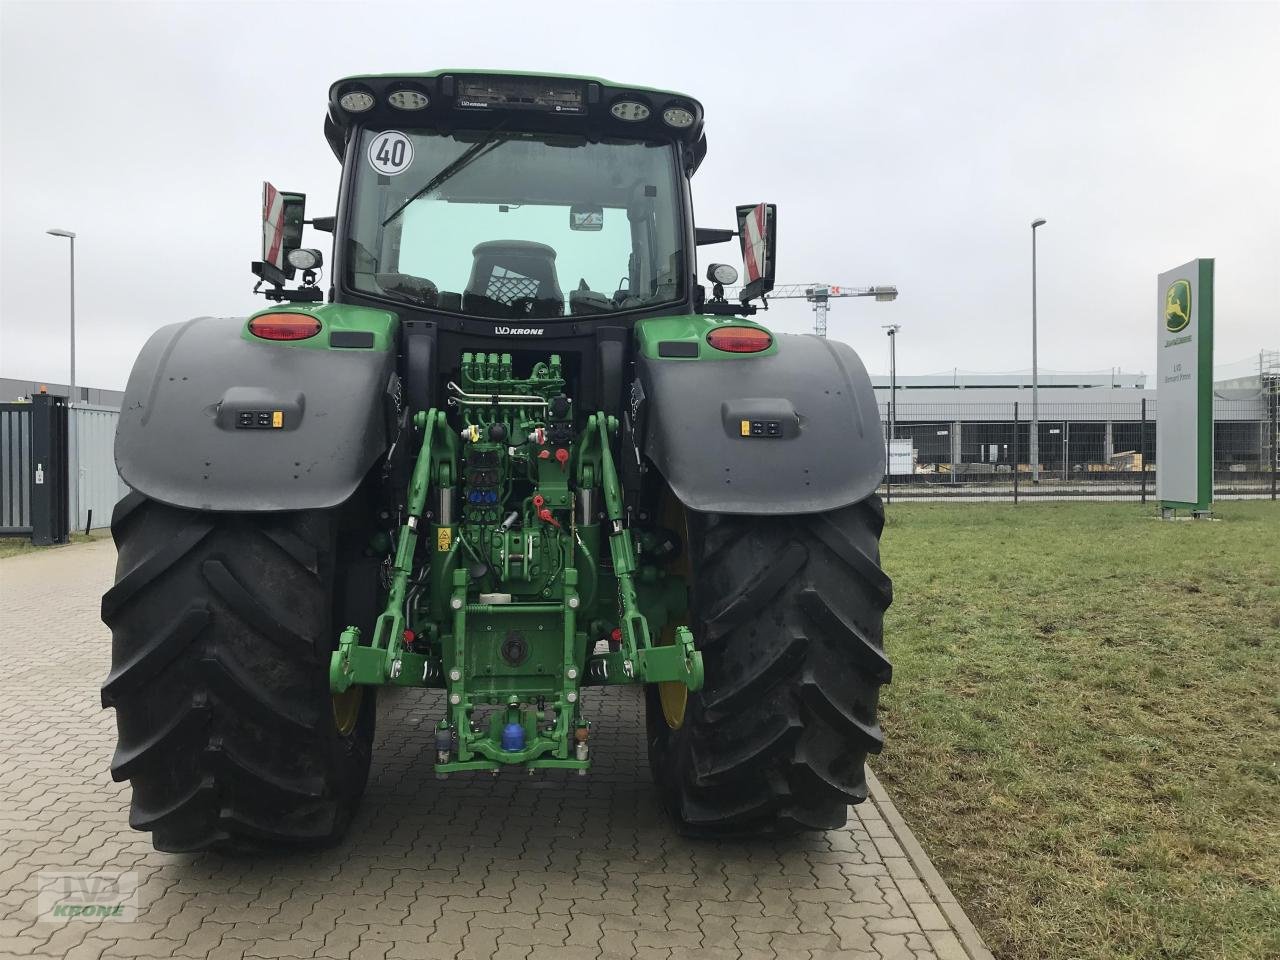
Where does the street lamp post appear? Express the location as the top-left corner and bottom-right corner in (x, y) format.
(1030, 218), (1046, 483)
(883, 324), (902, 499)
(47, 228), (77, 532)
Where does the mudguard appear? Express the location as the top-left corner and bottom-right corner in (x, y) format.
(635, 330), (884, 515)
(115, 316), (396, 512)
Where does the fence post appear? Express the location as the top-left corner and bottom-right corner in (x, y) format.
(1140, 398), (1148, 504)
(1013, 402), (1019, 504)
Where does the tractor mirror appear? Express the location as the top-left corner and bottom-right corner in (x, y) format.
(260, 182), (307, 282)
(569, 204), (604, 231)
(734, 203), (777, 302)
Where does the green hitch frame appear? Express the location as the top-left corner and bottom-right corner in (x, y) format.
(328, 401), (704, 776)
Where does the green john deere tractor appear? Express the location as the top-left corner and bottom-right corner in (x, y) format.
(101, 71), (893, 852)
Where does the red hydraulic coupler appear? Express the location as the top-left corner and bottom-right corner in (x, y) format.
(531, 494), (561, 529)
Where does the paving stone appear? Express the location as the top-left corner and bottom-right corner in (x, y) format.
(910, 901), (951, 932)
(926, 930), (972, 960)
(0, 541), (989, 960)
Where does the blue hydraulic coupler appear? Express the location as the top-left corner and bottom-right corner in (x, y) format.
(501, 722), (525, 752)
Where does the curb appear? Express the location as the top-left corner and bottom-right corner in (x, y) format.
(861, 768), (997, 960)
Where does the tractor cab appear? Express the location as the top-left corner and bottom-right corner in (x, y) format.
(253, 71), (775, 324)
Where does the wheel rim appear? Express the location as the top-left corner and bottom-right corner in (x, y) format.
(332, 687), (363, 737)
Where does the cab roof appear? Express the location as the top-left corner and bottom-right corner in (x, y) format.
(324, 69), (708, 172)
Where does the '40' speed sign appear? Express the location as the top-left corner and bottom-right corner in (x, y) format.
(367, 131), (414, 176)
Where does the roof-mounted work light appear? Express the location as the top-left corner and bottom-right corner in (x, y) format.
(662, 105), (695, 128)
(338, 89), (375, 113)
(388, 89), (429, 111)
(610, 100), (650, 122)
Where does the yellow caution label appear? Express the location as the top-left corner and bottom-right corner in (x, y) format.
(271, 410), (283, 428)
(740, 419), (751, 437)
(437, 527), (452, 552)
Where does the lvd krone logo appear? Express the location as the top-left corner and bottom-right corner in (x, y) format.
(1165, 279), (1192, 333)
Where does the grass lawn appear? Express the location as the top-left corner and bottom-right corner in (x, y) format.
(877, 501), (1279, 960)
(0, 531), (107, 560)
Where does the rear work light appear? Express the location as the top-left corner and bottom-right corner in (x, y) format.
(338, 90), (375, 113)
(248, 314), (322, 341)
(706, 326), (773, 354)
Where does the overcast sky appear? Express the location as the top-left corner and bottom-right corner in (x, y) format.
(2, 0), (1276, 390)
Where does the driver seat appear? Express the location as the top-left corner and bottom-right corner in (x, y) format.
(463, 240), (564, 317)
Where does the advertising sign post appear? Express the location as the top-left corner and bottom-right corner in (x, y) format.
(1156, 259), (1214, 515)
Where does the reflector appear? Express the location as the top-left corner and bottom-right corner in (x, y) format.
(248, 314), (322, 341)
(706, 327), (772, 353)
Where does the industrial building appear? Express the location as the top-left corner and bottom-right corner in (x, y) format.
(870, 360), (1277, 479)
(0, 378), (124, 407)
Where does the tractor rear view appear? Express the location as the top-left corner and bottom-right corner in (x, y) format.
(101, 71), (892, 852)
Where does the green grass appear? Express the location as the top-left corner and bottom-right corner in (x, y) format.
(877, 501), (1279, 960)
(0, 531), (107, 560)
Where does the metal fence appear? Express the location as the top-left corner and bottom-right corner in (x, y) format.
(72, 403), (128, 531)
(879, 393), (1279, 501)
(0, 403), (34, 534)
(1, 398), (124, 541)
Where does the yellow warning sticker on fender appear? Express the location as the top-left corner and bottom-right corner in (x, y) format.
(437, 528), (452, 552)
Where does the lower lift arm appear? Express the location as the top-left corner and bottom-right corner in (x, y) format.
(579, 414), (703, 691)
(330, 408), (447, 692)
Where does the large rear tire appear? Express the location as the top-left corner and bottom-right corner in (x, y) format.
(100, 492), (377, 853)
(646, 496), (892, 836)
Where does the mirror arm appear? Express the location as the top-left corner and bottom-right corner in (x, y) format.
(695, 227), (736, 246)
(251, 261), (323, 303)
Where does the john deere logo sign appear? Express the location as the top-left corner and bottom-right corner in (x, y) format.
(1165, 279), (1192, 332)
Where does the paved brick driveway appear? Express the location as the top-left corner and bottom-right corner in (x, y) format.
(0, 540), (991, 960)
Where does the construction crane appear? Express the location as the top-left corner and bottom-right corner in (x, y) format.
(722, 283), (899, 337)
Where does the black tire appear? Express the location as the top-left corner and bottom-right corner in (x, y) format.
(646, 495), (892, 837)
(100, 492), (377, 853)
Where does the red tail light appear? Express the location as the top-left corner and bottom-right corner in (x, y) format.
(248, 314), (322, 341)
(707, 326), (772, 354)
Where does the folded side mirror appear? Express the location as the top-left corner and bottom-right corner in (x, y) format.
(259, 182), (307, 284)
(252, 182), (322, 302)
(735, 203), (777, 302)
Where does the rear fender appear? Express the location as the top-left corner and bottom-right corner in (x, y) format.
(115, 306), (398, 512)
(631, 317), (884, 515)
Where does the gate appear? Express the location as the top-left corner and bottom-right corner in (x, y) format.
(0, 395), (70, 544)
